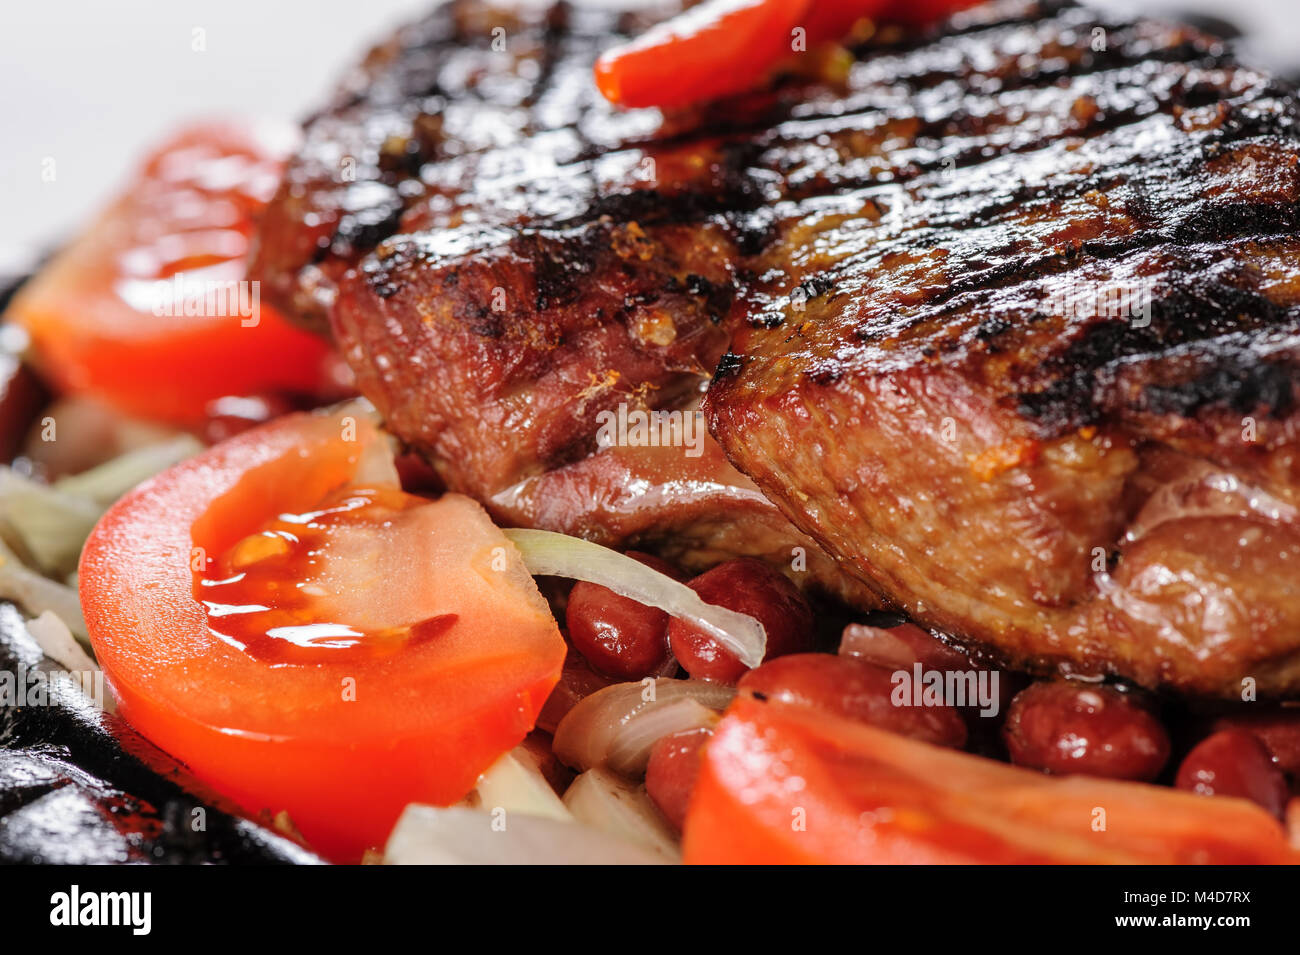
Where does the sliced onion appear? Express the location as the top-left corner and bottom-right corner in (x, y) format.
(53, 434), (203, 508)
(468, 747), (572, 823)
(562, 768), (680, 862)
(0, 533), (87, 642)
(19, 395), (182, 480)
(26, 610), (97, 673)
(0, 467), (101, 577)
(503, 527), (766, 667)
(536, 651), (616, 734)
(2, 436), (202, 578)
(553, 677), (733, 776)
(384, 805), (669, 865)
(839, 621), (970, 671)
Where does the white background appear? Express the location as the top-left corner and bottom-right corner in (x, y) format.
(0, 0), (1296, 271)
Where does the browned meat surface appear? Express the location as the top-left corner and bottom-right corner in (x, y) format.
(702, 9), (1300, 697)
(488, 427), (877, 607)
(252, 0), (870, 601)
(253, 0), (1300, 697)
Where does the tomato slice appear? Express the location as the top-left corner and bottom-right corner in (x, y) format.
(594, 0), (816, 110)
(683, 697), (1299, 864)
(6, 122), (337, 425)
(594, 0), (983, 110)
(79, 408), (566, 861)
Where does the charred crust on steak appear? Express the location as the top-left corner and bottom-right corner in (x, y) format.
(255, 0), (1300, 696)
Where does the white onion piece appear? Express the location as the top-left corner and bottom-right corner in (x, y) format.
(0, 533), (87, 642)
(53, 434), (203, 507)
(353, 428), (402, 489)
(839, 622), (920, 666)
(384, 805), (668, 865)
(1, 436), (203, 579)
(0, 467), (101, 578)
(27, 610), (97, 673)
(19, 395), (182, 480)
(603, 698), (717, 774)
(553, 677), (733, 776)
(562, 769), (680, 862)
(469, 748), (572, 823)
(536, 653), (616, 734)
(503, 528), (767, 667)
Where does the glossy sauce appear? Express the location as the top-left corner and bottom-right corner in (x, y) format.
(195, 485), (455, 665)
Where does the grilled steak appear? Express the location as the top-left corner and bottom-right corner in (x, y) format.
(252, 0), (877, 603)
(254, 0), (1300, 697)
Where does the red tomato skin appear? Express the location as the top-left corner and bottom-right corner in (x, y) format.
(804, 0), (891, 42)
(80, 411), (565, 861)
(593, 0), (980, 111)
(595, 0), (814, 109)
(8, 122), (335, 425)
(683, 698), (1298, 865)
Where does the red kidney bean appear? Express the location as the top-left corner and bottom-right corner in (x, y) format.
(536, 650), (616, 734)
(1210, 712), (1300, 779)
(1175, 729), (1289, 819)
(840, 620), (1012, 736)
(565, 552), (679, 680)
(668, 558), (815, 683)
(1002, 682), (1170, 782)
(645, 726), (711, 832)
(738, 653), (968, 748)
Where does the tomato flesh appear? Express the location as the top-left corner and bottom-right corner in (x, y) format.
(683, 697), (1298, 864)
(595, 0), (814, 109)
(197, 484), (461, 665)
(594, 0), (983, 110)
(7, 122), (336, 424)
(80, 409), (566, 861)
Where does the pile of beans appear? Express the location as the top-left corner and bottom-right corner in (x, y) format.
(556, 550), (1300, 829)
(565, 555), (815, 683)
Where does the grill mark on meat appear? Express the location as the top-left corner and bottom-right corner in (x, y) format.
(259, 1), (1290, 318)
(1017, 251), (1298, 429)
(1144, 351), (1297, 418)
(262, 4), (1252, 302)
(523, 1), (570, 109)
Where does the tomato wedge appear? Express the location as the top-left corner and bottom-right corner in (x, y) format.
(79, 408), (566, 861)
(595, 0), (816, 110)
(6, 122), (336, 425)
(683, 697), (1299, 864)
(594, 0), (983, 110)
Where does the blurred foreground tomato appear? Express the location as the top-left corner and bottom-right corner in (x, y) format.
(682, 697), (1297, 863)
(6, 122), (335, 425)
